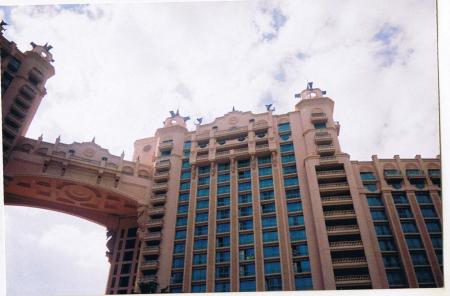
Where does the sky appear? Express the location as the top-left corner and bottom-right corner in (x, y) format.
(0, 0), (441, 295)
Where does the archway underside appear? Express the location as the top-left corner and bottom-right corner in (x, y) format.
(4, 175), (139, 228)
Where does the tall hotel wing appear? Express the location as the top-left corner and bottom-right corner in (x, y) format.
(1, 30), (442, 294)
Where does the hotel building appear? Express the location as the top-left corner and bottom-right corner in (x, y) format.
(1, 26), (442, 294)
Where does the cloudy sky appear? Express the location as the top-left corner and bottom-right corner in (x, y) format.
(1, 0), (440, 295)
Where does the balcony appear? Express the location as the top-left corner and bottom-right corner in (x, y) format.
(332, 257), (367, 268)
(317, 144), (335, 156)
(311, 112), (328, 123)
(233, 147), (249, 157)
(406, 170), (425, 179)
(321, 195), (353, 206)
(153, 171), (169, 182)
(255, 143), (269, 151)
(139, 275), (157, 283)
(318, 182), (349, 193)
(383, 170), (402, 179)
(335, 275), (371, 285)
(148, 206), (165, 216)
(326, 225), (360, 235)
(316, 169), (346, 180)
(155, 159), (170, 171)
(323, 210), (356, 220)
(140, 260), (159, 270)
(197, 153), (209, 160)
(329, 240), (363, 251)
(314, 132), (332, 144)
(146, 219), (164, 228)
(20, 85), (37, 101)
(141, 246), (160, 256)
(29, 68), (44, 85)
(15, 96), (31, 110)
(319, 156), (339, 165)
(142, 231), (162, 241)
(150, 195), (166, 205)
(152, 182), (168, 192)
(159, 140), (173, 150)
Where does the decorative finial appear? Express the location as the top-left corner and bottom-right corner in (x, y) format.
(91, 137), (95, 143)
(0, 20), (8, 33)
(176, 109), (180, 116)
(307, 81), (313, 90)
(44, 43), (53, 52)
(38, 134), (43, 141)
(183, 116), (190, 122)
(56, 135), (61, 144)
(169, 110), (176, 118)
(30, 42), (37, 49)
(196, 118), (203, 125)
(121, 150), (125, 159)
(232, 106), (235, 112)
(321, 90), (327, 95)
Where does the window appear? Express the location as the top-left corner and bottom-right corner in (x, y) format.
(239, 233), (254, 245)
(198, 166), (210, 174)
(198, 176), (210, 185)
(261, 203), (276, 214)
(175, 230), (186, 240)
(195, 212), (208, 223)
(195, 225), (208, 236)
(290, 229), (306, 241)
(294, 260), (311, 273)
(240, 279), (256, 291)
(192, 268), (206, 281)
(258, 167), (272, 176)
(425, 221), (441, 233)
(280, 134), (291, 141)
(239, 248), (255, 261)
(286, 189), (301, 199)
(295, 276), (313, 290)
(216, 266), (230, 279)
(239, 206), (252, 217)
(181, 171), (191, 180)
(387, 271), (406, 286)
(365, 184), (378, 192)
(410, 251), (428, 265)
(258, 155), (272, 165)
(401, 222), (418, 233)
(238, 193), (252, 204)
(193, 253), (207, 265)
(196, 200), (209, 210)
(264, 261), (281, 274)
(182, 161), (190, 169)
(183, 141), (192, 149)
(383, 254), (401, 267)
(415, 267), (434, 283)
(360, 172), (376, 180)
(278, 122), (291, 132)
(375, 224), (392, 235)
(410, 179), (425, 189)
(161, 150), (171, 157)
(217, 236), (230, 247)
(260, 190), (274, 201)
(371, 209), (387, 220)
(217, 223), (230, 233)
(179, 193), (189, 202)
(261, 216), (277, 228)
(416, 192), (432, 204)
(266, 277), (282, 291)
(180, 182), (190, 190)
(283, 165), (297, 174)
(176, 217), (188, 226)
(118, 276), (129, 288)
(259, 178), (273, 188)
(238, 159), (250, 168)
(392, 193), (409, 204)
(197, 188), (210, 197)
(292, 243), (308, 256)
(178, 204), (189, 214)
(281, 154), (296, 163)
(239, 182), (252, 191)
(171, 272), (183, 284)
(1, 71), (13, 94)
(287, 201), (302, 212)
(217, 209), (230, 219)
(194, 239), (207, 250)
(378, 239), (396, 251)
(396, 207), (413, 218)
(218, 162), (230, 171)
(431, 236), (442, 248)
(218, 174), (230, 183)
(367, 195), (383, 206)
(263, 231), (278, 242)
(239, 220), (253, 231)
(172, 257), (184, 268)
(239, 264), (256, 277)
(215, 282), (230, 292)
(217, 196), (230, 207)
(7, 57), (21, 72)
(314, 122), (326, 129)
(239, 170), (251, 179)
(420, 207), (437, 218)
(280, 143), (294, 152)
(284, 176), (299, 187)
(288, 215), (304, 226)
(218, 185), (230, 194)
(406, 237), (423, 249)
(216, 251), (230, 263)
(174, 243), (185, 254)
(406, 169), (422, 176)
(263, 245), (280, 258)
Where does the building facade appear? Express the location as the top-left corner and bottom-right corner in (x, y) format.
(2, 29), (442, 294)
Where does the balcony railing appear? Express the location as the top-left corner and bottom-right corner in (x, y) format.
(335, 275), (370, 283)
(155, 159), (170, 170)
(159, 141), (173, 150)
(329, 240), (363, 249)
(326, 225), (359, 233)
(148, 206), (165, 216)
(142, 232), (162, 241)
(141, 246), (160, 256)
(152, 182), (168, 192)
(146, 219), (164, 228)
(319, 156), (338, 164)
(255, 143), (269, 150)
(406, 170), (425, 178)
(140, 260), (159, 270)
(323, 210), (356, 218)
(150, 195), (166, 205)
(321, 195), (352, 204)
(153, 171), (169, 181)
(197, 154), (209, 160)
(311, 112), (327, 123)
(314, 132), (332, 144)
(332, 257), (366, 265)
(139, 275), (157, 283)
(383, 170), (402, 178)
(319, 182), (349, 191)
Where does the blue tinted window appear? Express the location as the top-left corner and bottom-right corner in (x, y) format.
(198, 176), (210, 185)
(290, 229), (306, 241)
(215, 282), (230, 292)
(217, 209), (230, 219)
(426, 221), (441, 233)
(238, 193), (252, 203)
(238, 170), (251, 179)
(360, 172), (376, 180)
(283, 165), (297, 174)
(284, 176), (299, 186)
(172, 257), (184, 268)
(259, 178), (273, 188)
(216, 251), (230, 263)
(287, 201), (302, 212)
(192, 268), (206, 281)
(179, 193), (189, 202)
(314, 122), (326, 129)
(365, 184), (377, 192)
(218, 185), (230, 194)
(278, 122), (290, 132)
(181, 171), (191, 179)
(420, 207), (437, 217)
(371, 209), (387, 220)
(217, 223), (230, 233)
(294, 260), (311, 273)
(281, 154), (296, 163)
(260, 190), (274, 200)
(176, 217), (188, 226)
(286, 189), (301, 199)
(174, 243), (185, 254)
(215, 266), (230, 278)
(216, 236), (230, 247)
(240, 279), (256, 291)
(217, 196), (230, 207)
(194, 239), (207, 250)
(258, 155), (271, 164)
(218, 174), (230, 183)
(266, 277), (282, 291)
(196, 199), (209, 209)
(295, 276), (313, 290)
(392, 193), (409, 204)
(367, 195), (383, 206)
(239, 182), (252, 191)
(218, 162), (230, 171)
(288, 215), (304, 226)
(193, 253), (207, 265)
(397, 207), (413, 218)
(262, 216), (277, 228)
(263, 245), (280, 258)
(239, 206), (252, 217)
(239, 220), (253, 231)
(180, 182), (190, 190)
(197, 188), (210, 197)
(379, 239), (396, 251)
(280, 143), (294, 152)
(195, 225), (208, 236)
(175, 230), (186, 240)
(195, 212), (209, 223)
(178, 204), (189, 214)
(263, 231), (278, 242)
(198, 166), (210, 174)
(261, 203), (276, 213)
(239, 264), (256, 277)
(258, 167), (272, 176)
(292, 243), (308, 256)
(264, 261), (281, 274)
(401, 222), (418, 233)
(239, 233), (254, 245)
(375, 224), (392, 235)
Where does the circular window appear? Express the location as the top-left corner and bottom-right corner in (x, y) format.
(238, 136), (246, 141)
(218, 140), (226, 145)
(256, 133), (266, 138)
(280, 134), (290, 141)
(143, 145), (152, 152)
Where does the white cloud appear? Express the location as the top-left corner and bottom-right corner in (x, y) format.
(2, 0), (439, 294)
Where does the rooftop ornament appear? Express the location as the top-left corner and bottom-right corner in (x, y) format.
(265, 103), (275, 112)
(30, 41), (55, 62)
(196, 117), (203, 125)
(0, 20), (7, 33)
